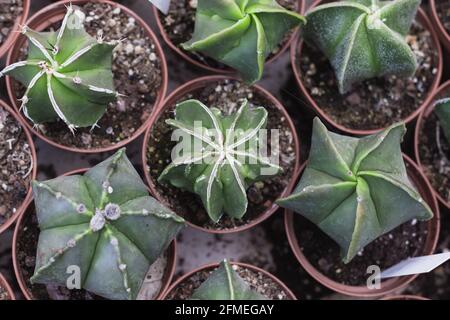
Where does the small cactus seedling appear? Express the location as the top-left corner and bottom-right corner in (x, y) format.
(302, 0), (420, 94)
(191, 260), (265, 300)
(183, 0), (305, 83)
(434, 98), (450, 145)
(0, 5), (121, 134)
(277, 118), (433, 263)
(158, 99), (282, 223)
(30, 148), (185, 300)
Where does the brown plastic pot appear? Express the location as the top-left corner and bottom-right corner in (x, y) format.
(153, 0), (305, 74)
(382, 295), (429, 300)
(429, 0), (450, 53)
(0, 273), (16, 300)
(284, 155), (441, 298)
(12, 168), (177, 300)
(0, 0), (30, 60)
(415, 80), (450, 210)
(0, 99), (37, 236)
(5, 0), (168, 154)
(291, 0), (443, 136)
(161, 261), (297, 300)
(142, 75), (301, 234)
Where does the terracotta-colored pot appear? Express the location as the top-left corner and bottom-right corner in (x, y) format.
(415, 80), (450, 210)
(161, 261), (297, 300)
(284, 155), (440, 298)
(429, 0), (450, 53)
(5, 0), (168, 154)
(12, 168), (177, 300)
(382, 295), (430, 300)
(0, 273), (16, 300)
(0, 0), (30, 60)
(0, 99), (37, 236)
(291, 0), (443, 136)
(153, 0), (305, 74)
(142, 75), (301, 234)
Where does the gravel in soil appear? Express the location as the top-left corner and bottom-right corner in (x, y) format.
(436, 1), (450, 35)
(146, 79), (296, 231)
(0, 0), (24, 47)
(159, 0), (299, 70)
(0, 285), (9, 300)
(0, 106), (33, 227)
(14, 2), (163, 149)
(418, 88), (450, 204)
(296, 21), (438, 131)
(166, 264), (291, 300)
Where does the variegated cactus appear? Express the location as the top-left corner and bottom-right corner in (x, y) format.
(277, 118), (433, 263)
(0, 5), (120, 134)
(30, 149), (185, 300)
(302, 0), (420, 94)
(435, 98), (450, 144)
(183, 0), (305, 83)
(158, 99), (282, 223)
(192, 260), (265, 300)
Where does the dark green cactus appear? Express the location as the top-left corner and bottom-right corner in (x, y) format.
(192, 260), (265, 300)
(158, 99), (282, 223)
(277, 118), (433, 263)
(30, 149), (185, 300)
(302, 0), (420, 94)
(434, 98), (450, 144)
(0, 4), (120, 134)
(183, 0), (305, 83)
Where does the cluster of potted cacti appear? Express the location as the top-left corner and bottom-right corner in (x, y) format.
(0, 0), (449, 301)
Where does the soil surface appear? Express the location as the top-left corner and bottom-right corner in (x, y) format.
(418, 88), (450, 205)
(296, 21), (439, 131)
(0, 0), (24, 47)
(146, 79), (297, 231)
(159, 0), (299, 70)
(0, 285), (9, 300)
(436, 1), (450, 35)
(166, 264), (292, 300)
(0, 105), (32, 227)
(14, 2), (163, 149)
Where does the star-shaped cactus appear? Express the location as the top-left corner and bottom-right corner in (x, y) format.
(434, 98), (450, 144)
(30, 149), (185, 300)
(0, 5), (120, 134)
(191, 260), (265, 300)
(302, 0), (420, 94)
(277, 118), (433, 263)
(182, 0), (305, 83)
(158, 99), (282, 223)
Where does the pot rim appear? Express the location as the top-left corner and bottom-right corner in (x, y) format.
(290, 0), (443, 136)
(142, 75), (301, 234)
(5, 0), (168, 154)
(0, 272), (16, 300)
(284, 154), (441, 297)
(414, 80), (450, 209)
(152, 0), (305, 74)
(429, 0), (450, 53)
(0, 98), (37, 236)
(160, 260), (297, 300)
(381, 295), (430, 300)
(0, 0), (30, 59)
(12, 168), (177, 300)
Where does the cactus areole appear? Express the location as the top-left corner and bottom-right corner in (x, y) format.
(278, 118), (433, 263)
(303, 0), (421, 94)
(0, 4), (120, 134)
(30, 149), (185, 300)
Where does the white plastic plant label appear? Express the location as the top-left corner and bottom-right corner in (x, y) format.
(149, 0), (171, 14)
(380, 252), (450, 279)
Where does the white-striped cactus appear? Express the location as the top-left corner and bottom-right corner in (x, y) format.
(0, 5), (121, 134)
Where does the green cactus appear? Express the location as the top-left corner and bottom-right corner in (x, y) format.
(158, 99), (282, 223)
(30, 148), (185, 300)
(302, 0), (420, 94)
(277, 118), (433, 263)
(434, 98), (450, 144)
(0, 4), (120, 134)
(191, 260), (265, 300)
(182, 0), (305, 83)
